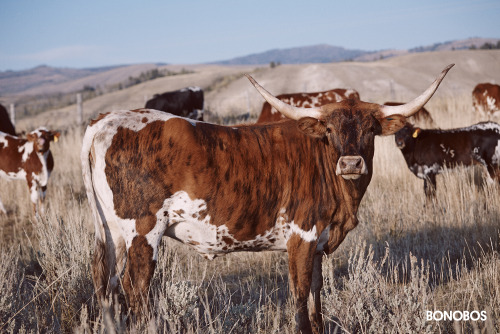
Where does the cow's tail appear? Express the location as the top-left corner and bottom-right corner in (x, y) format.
(80, 124), (109, 304)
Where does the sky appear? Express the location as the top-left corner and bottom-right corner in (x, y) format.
(0, 0), (499, 71)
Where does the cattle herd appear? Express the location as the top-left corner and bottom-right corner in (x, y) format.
(1, 65), (500, 333)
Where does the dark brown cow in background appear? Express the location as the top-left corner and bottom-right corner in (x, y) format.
(82, 65), (453, 334)
(0, 128), (60, 215)
(256, 88), (360, 123)
(145, 86), (204, 121)
(384, 102), (435, 127)
(472, 83), (500, 115)
(394, 122), (500, 198)
(0, 103), (15, 136)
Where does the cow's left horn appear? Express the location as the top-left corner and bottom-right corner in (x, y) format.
(379, 64), (454, 117)
(245, 74), (324, 120)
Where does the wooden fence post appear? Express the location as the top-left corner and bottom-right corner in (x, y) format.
(76, 93), (83, 125)
(389, 80), (396, 100)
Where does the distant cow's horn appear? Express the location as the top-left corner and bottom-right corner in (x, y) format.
(379, 64), (454, 118)
(245, 74), (324, 120)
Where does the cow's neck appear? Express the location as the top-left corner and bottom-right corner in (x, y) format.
(280, 124), (371, 224)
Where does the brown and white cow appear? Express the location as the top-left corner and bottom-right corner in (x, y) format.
(82, 65), (453, 334)
(394, 122), (500, 198)
(384, 102), (435, 127)
(0, 128), (60, 215)
(472, 83), (500, 115)
(256, 88), (360, 123)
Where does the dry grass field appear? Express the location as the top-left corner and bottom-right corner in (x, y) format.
(1, 51), (500, 333)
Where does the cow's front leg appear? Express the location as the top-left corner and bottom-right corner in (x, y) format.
(27, 178), (42, 216)
(0, 195), (6, 214)
(308, 253), (324, 334)
(287, 233), (317, 334)
(424, 173), (437, 199)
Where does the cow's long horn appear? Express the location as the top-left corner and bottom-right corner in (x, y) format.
(245, 74), (324, 120)
(379, 64), (454, 117)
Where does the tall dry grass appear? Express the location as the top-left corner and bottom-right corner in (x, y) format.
(0, 92), (499, 333)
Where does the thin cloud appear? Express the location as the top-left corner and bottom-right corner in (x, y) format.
(18, 45), (106, 62)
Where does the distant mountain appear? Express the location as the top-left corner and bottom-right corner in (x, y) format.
(409, 37), (500, 52)
(355, 37), (500, 62)
(1, 38), (499, 98)
(212, 44), (370, 65)
(212, 38), (500, 65)
(0, 63), (164, 97)
(0, 65), (125, 95)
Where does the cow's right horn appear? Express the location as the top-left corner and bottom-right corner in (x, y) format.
(379, 64), (454, 118)
(245, 74), (324, 120)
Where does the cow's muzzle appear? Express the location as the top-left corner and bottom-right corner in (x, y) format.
(395, 139), (405, 149)
(336, 155), (367, 180)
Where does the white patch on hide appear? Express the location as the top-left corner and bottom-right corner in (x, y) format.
(492, 140), (500, 165)
(413, 163), (441, 179)
(0, 135), (8, 148)
(20, 142), (33, 162)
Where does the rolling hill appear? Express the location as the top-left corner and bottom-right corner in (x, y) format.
(12, 49), (500, 131)
(2, 37), (498, 100)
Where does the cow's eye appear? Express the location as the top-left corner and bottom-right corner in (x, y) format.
(326, 127), (333, 134)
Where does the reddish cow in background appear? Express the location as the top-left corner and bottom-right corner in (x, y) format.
(0, 128), (60, 215)
(472, 83), (500, 115)
(257, 88), (359, 123)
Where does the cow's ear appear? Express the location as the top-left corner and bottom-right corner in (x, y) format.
(52, 131), (61, 143)
(377, 114), (406, 136)
(297, 117), (327, 138)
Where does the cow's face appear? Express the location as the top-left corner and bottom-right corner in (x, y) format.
(394, 123), (419, 149)
(297, 100), (406, 180)
(27, 128), (61, 153)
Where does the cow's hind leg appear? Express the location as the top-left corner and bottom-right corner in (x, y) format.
(122, 235), (158, 317)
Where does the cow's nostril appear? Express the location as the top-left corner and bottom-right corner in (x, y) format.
(355, 158), (363, 168)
